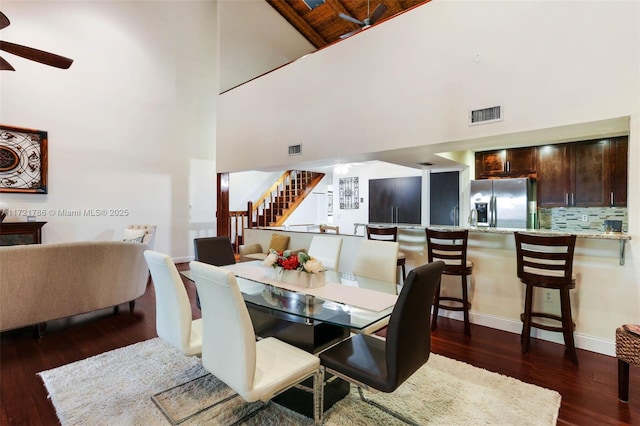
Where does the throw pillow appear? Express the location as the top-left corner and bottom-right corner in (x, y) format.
(123, 228), (146, 243)
(269, 233), (290, 253)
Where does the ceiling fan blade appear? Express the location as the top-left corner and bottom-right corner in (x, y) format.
(0, 12), (10, 30)
(339, 28), (362, 39)
(0, 56), (15, 71)
(338, 12), (365, 26)
(369, 3), (388, 25)
(0, 40), (73, 69)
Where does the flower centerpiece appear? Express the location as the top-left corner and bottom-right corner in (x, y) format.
(262, 249), (326, 288)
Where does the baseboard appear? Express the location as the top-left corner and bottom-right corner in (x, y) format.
(436, 311), (616, 357)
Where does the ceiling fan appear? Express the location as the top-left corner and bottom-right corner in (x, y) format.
(0, 11), (73, 71)
(338, 0), (388, 39)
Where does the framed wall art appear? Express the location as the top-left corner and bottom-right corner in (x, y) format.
(0, 125), (48, 194)
(339, 176), (359, 209)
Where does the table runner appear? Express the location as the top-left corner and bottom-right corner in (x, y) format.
(223, 262), (397, 312)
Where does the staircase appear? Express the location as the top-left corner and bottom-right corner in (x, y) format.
(229, 170), (325, 250)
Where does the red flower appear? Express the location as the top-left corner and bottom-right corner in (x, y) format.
(277, 253), (300, 270)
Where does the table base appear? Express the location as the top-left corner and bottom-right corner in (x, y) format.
(248, 305), (351, 416)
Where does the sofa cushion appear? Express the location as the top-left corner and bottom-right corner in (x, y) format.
(269, 233), (290, 252)
(244, 252), (269, 261)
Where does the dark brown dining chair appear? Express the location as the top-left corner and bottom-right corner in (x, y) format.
(366, 225), (406, 284)
(425, 228), (473, 336)
(514, 232), (578, 364)
(193, 236), (236, 309)
(319, 260), (444, 424)
(194, 236), (236, 267)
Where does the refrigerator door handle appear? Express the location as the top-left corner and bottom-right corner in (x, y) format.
(489, 195), (497, 228)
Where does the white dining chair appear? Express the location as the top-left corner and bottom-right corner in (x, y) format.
(308, 235), (343, 271)
(352, 239), (399, 291)
(189, 260), (324, 425)
(351, 239), (400, 335)
(144, 250), (202, 356)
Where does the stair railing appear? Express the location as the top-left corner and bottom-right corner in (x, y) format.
(228, 170), (322, 253)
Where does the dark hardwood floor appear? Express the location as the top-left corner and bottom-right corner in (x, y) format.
(1, 264), (638, 425)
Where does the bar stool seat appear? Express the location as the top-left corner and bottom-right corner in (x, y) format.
(616, 324), (640, 402)
(514, 232), (578, 365)
(366, 225), (406, 284)
(426, 228), (473, 336)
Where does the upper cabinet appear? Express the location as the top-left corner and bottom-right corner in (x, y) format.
(477, 137), (628, 208)
(537, 137), (628, 208)
(475, 147), (537, 179)
(537, 143), (572, 207)
(609, 136), (628, 207)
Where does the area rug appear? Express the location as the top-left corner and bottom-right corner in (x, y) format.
(38, 338), (561, 425)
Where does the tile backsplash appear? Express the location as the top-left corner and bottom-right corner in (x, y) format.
(539, 207), (628, 232)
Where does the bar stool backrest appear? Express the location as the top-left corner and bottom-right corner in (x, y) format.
(425, 228), (470, 275)
(366, 225), (398, 242)
(514, 233), (576, 288)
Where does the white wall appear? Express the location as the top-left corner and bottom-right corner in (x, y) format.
(217, 0), (315, 92)
(217, 1), (639, 173)
(0, 1), (218, 260)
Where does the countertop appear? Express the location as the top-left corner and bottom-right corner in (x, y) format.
(358, 223), (631, 241)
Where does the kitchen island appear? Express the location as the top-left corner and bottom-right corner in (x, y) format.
(243, 225), (635, 357)
(353, 223), (634, 357)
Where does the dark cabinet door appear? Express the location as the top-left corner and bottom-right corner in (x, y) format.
(369, 178), (395, 223)
(430, 171), (459, 226)
(508, 147), (537, 176)
(573, 139), (610, 207)
(369, 176), (421, 224)
(395, 176), (422, 224)
(475, 150), (506, 177)
(475, 147), (537, 178)
(610, 136), (628, 207)
(537, 143), (572, 207)
(537, 138), (625, 208)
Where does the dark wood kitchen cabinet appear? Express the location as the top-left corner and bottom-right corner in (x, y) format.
(369, 176), (421, 224)
(537, 137), (627, 208)
(537, 143), (572, 207)
(475, 147), (537, 179)
(609, 136), (628, 207)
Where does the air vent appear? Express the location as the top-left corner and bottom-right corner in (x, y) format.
(469, 105), (502, 125)
(288, 144), (302, 156)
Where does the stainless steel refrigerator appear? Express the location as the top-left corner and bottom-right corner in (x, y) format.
(470, 178), (534, 229)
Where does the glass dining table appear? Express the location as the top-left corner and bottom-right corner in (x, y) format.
(181, 260), (398, 352)
(181, 260), (399, 417)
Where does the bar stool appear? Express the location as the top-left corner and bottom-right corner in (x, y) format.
(514, 232), (578, 365)
(425, 228), (473, 336)
(616, 324), (640, 402)
(366, 225), (406, 284)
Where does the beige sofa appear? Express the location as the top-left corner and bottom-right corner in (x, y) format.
(239, 232), (293, 260)
(0, 241), (150, 336)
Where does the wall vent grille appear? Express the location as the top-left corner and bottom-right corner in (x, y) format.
(470, 105), (502, 125)
(288, 144), (302, 156)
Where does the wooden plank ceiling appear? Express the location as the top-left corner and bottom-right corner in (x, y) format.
(266, 0), (429, 49)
